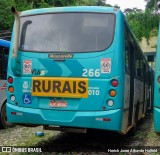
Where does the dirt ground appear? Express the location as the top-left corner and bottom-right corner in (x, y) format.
(0, 113), (160, 154)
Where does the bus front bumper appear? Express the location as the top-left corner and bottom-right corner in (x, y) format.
(7, 103), (122, 131)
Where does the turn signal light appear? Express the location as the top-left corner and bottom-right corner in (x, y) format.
(111, 79), (118, 87)
(8, 77), (13, 84)
(109, 90), (116, 97)
(8, 86), (14, 93)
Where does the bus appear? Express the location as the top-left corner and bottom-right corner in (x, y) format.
(154, 24), (160, 133)
(0, 39), (13, 128)
(7, 6), (153, 134)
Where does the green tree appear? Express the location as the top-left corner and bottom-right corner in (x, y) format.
(76, 0), (96, 6)
(0, 0), (16, 30)
(14, 0), (32, 11)
(51, 0), (76, 7)
(96, 0), (106, 6)
(146, 0), (158, 11)
(126, 8), (159, 43)
(114, 4), (120, 9)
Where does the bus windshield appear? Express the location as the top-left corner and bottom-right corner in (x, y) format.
(19, 13), (115, 52)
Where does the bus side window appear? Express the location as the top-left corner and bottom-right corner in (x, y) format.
(139, 56), (143, 78)
(125, 23), (130, 73)
(135, 51), (138, 77)
(143, 62), (147, 80)
(135, 51), (143, 79)
(0, 46), (9, 80)
(0, 46), (2, 79)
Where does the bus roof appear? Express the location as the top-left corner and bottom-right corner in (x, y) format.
(0, 39), (10, 48)
(20, 6), (121, 17)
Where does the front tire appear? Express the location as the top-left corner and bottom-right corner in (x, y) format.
(0, 104), (14, 128)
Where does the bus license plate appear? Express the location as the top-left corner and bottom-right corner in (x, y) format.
(49, 100), (67, 108)
(32, 77), (88, 98)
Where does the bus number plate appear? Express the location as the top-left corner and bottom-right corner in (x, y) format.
(49, 100), (67, 108)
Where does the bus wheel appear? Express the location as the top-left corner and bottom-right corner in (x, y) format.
(0, 104), (14, 129)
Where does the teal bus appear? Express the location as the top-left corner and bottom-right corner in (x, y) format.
(7, 6), (153, 134)
(154, 24), (160, 133)
(0, 39), (13, 128)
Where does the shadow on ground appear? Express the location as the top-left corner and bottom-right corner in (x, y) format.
(35, 113), (153, 153)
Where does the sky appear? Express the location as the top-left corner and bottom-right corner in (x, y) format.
(106, 0), (147, 11)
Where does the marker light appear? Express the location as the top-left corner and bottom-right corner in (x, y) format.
(8, 77), (13, 84)
(103, 118), (111, 122)
(111, 79), (118, 87)
(10, 95), (16, 102)
(8, 86), (14, 93)
(158, 76), (160, 83)
(107, 100), (114, 107)
(11, 112), (16, 115)
(109, 90), (116, 97)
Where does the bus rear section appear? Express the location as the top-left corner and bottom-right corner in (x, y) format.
(7, 7), (126, 133)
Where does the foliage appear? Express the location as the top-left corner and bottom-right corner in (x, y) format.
(0, 0), (111, 31)
(114, 4), (120, 9)
(125, 0), (160, 42)
(126, 8), (159, 43)
(0, 0), (15, 30)
(146, 0), (158, 11)
(50, 0), (76, 7)
(1, 0), (159, 43)
(74, 0), (95, 6)
(96, 0), (106, 6)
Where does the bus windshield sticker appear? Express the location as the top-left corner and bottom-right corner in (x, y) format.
(22, 81), (31, 93)
(48, 54), (73, 59)
(32, 69), (41, 75)
(31, 69), (48, 76)
(40, 70), (47, 76)
(23, 60), (32, 74)
(23, 81), (29, 89)
(22, 93), (32, 104)
(101, 58), (111, 73)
